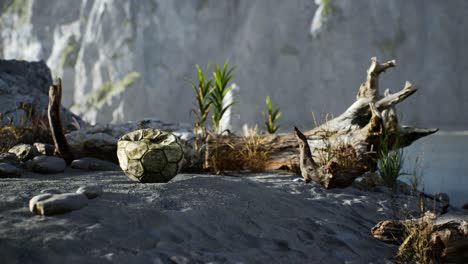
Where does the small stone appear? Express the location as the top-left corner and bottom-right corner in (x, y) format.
(29, 193), (88, 216)
(293, 178), (304, 183)
(170, 256), (190, 264)
(33, 143), (55, 156)
(40, 189), (62, 194)
(8, 144), (38, 161)
(31, 156), (66, 174)
(76, 185), (103, 199)
(0, 163), (22, 178)
(71, 157), (120, 171)
(0, 152), (20, 167)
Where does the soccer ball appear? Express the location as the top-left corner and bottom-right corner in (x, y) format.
(117, 128), (184, 183)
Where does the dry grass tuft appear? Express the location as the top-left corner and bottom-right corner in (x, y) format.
(207, 127), (270, 174)
(396, 218), (437, 264)
(0, 103), (52, 152)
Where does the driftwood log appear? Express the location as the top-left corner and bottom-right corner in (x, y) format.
(205, 57), (437, 188)
(372, 212), (468, 263)
(48, 78), (74, 164)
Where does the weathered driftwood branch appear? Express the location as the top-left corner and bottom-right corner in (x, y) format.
(204, 57), (437, 188)
(372, 212), (468, 263)
(48, 78), (74, 164)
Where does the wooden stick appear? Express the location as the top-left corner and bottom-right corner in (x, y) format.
(47, 78), (74, 164)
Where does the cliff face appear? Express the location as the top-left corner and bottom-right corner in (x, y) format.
(1, 0), (467, 129)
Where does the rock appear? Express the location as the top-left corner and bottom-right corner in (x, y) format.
(29, 193), (88, 216)
(293, 177), (304, 183)
(0, 152), (20, 167)
(66, 132), (119, 162)
(71, 157), (120, 171)
(0, 60), (84, 130)
(117, 128), (184, 183)
(0, 163), (22, 178)
(31, 156), (66, 174)
(463, 203), (468, 210)
(76, 185), (103, 199)
(8, 144), (38, 161)
(33, 143), (55, 156)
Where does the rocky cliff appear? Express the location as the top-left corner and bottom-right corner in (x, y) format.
(1, 0), (467, 130)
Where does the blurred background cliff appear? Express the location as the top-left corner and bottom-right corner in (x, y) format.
(0, 0), (466, 130)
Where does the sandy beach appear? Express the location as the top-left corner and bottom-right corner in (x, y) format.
(0, 169), (418, 263)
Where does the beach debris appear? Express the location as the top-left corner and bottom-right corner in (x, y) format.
(372, 212), (468, 263)
(117, 128), (184, 183)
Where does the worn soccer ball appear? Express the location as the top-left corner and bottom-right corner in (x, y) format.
(117, 128), (184, 183)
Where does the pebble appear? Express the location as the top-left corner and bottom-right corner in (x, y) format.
(76, 185), (103, 199)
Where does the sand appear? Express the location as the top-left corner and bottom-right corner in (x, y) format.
(0, 169), (412, 263)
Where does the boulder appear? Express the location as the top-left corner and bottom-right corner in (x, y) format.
(31, 156), (66, 174)
(0, 163), (22, 178)
(71, 157), (120, 171)
(0, 60), (84, 130)
(29, 193), (88, 216)
(76, 185), (103, 199)
(117, 128), (184, 183)
(0, 152), (20, 167)
(8, 144), (38, 161)
(33, 143), (55, 156)
(463, 203), (468, 210)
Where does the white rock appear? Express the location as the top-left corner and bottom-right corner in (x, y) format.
(29, 193), (88, 216)
(76, 185), (103, 199)
(31, 156), (66, 174)
(8, 144), (38, 162)
(33, 143), (55, 156)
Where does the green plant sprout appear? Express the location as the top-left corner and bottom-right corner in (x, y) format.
(210, 59), (236, 133)
(190, 64), (213, 149)
(378, 133), (406, 190)
(262, 96), (281, 134)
